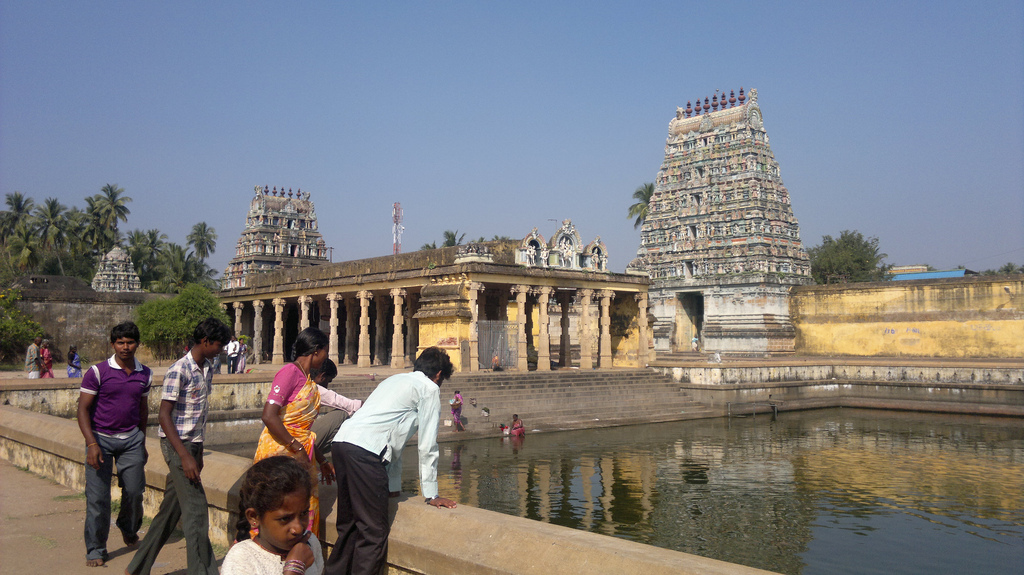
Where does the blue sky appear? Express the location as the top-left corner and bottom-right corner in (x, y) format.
(2, 1), (1022, 276)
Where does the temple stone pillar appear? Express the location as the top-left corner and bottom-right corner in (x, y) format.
(535, 287), (552, 371)
(578, 289), (593, 370)
(272, 298), (286, 365)
(357, 291), (372, 368)
(635, 292), (649, 367)
(390, 289), (406, 369)
(344, 296), (357, 365)
(498, 290), (510, 321)
(252, 299), (264, 365)
(232, 302), (244, 336)
(298, 295), (311, 331)
(467, 283), (483, 372)
(598, 290), (614, 368)
(404, 293), (418, 362)
(327, 293), (341, 363)
(373, 294), (387, 366)
(560, 292), (571, 367)
(512, 285), (529, 371)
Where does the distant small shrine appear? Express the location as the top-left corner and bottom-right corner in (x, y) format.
(515, 219), (609, 272)
(222, 185), (331, 289)
(91, 245), (142, 292)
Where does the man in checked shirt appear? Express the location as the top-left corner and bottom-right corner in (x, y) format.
(126, 317), (231, 575)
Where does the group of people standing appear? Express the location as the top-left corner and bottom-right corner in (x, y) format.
(76, 321), (457, 575)
(24, 335), (88, 379)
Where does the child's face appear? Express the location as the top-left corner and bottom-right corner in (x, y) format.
(250, 489), (310, 554)
(193, 338), (226, 364)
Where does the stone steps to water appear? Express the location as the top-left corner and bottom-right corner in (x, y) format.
(304, 369), (714, 436)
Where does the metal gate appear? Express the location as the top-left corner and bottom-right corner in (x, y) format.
(477, 320), (517, 370)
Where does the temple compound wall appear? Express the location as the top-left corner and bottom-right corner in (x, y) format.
(11, 275), (169, 363)
(219, 221), (651, 372)
(629, 88), (813, 354)
(791, 275), (1024, 359)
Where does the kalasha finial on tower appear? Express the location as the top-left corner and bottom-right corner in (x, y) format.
(738, 87), (745, 104)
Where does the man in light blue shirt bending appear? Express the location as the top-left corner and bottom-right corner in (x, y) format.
(326, 347), (457, 575)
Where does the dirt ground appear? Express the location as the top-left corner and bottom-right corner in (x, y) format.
(0, 458), (224, 575)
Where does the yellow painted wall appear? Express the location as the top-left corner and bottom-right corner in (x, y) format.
(791, 276), (1024, 358)
(417, 317), (470, 370)
(611, 295), (642, 367)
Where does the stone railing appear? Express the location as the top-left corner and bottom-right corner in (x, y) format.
(0, 405), (776, 575)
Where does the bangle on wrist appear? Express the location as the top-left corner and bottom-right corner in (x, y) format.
(287, 439), (301, 453)
(86, 442), (98, 448)
(283, 559), (306, 574)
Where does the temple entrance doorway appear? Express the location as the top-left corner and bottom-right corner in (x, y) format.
(478, 320), (517, 370)
(676, 292), (704, 352)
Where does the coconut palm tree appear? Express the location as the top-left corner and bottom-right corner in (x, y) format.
(441, 230), (465, 247)
(1, 192), (36, 240)
(153, 243), (217, 293)
(187, 222), (217, 260)
(34, 198), (69, 275)
(7, 223), (41, 270)
(93, 183), (132, 235)
(627, 182), (655, 229)
(83, 194), (123, 256)
(127, 228), (167, 288)
(420, 241), (437, 251)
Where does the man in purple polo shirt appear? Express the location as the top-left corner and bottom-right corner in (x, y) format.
(77, 321), (153, 568)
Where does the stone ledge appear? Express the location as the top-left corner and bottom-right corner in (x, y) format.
(0, 405), (779, 575)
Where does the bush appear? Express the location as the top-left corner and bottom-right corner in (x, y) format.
(136, 284), (230, 359)
(0, 289), (44, 364)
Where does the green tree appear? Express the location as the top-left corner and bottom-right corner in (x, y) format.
(6, 223), (42, 271)
(34, 198), (69, 275)
(0, 288), (44, 363)
(95, 183), (131, 234)
(419, 241), (437, 251)
(808, 230), (890, 284)
(1, 192), (36, 239)
(127, 228), (167, 289)
(135, 283), (230, 359)
(442, 230), (465, 247)
(152, 243), (216, 293)
(187, 222), (217, 260)
(627, 182), (655, 229)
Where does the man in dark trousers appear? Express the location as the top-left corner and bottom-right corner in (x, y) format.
(125, 317), (230, 575)
(326, 347), (458, 575)
(77, 321), (152, 567)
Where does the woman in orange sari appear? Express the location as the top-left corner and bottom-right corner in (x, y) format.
(253, 327), (335, 537)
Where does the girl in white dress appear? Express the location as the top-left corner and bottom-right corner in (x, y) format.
(221, 456), (324, 575)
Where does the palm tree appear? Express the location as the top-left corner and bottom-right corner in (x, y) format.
(83, 194), (122, 255)
(153, 243), (217, 293)
(187, 222), (217, 260)
(34, 198), (69, 275)
(128, 228), (167, 288)
(1, 192), (36, 240)
(441, 230), (465, 247)
(93, 183), (132, 236)
(627, 182), (655, 229)
(420, 241), (438, 251)
(7, 222), (41, 270)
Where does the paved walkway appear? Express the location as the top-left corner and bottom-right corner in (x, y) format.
(0, 457), (211, 575)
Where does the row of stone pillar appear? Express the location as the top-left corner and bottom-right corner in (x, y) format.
(229, 289), (411, 368)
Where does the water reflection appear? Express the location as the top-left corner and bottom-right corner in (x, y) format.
(405, 409), (1024, 575)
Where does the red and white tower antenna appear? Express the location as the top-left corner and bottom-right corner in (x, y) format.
(392, 202), (404, 255)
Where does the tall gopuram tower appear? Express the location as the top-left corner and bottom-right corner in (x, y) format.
(627, 88), (812, 354)
(222, 185), (331, 289)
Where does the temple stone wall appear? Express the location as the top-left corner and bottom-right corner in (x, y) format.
(11, 276), (168, 364)
(791, 276), (1024, 358)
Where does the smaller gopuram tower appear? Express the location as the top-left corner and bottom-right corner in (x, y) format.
(628, 88), (812, 354)
(92, 245), (143, 292)
(222, 185), (330, 289)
